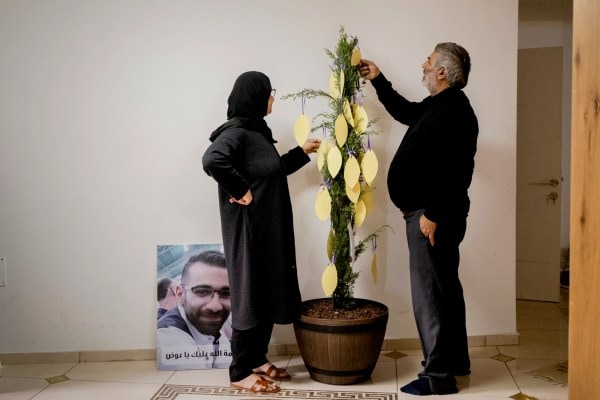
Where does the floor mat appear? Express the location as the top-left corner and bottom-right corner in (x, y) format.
(151, 384), (397, 399)
(528, 361), (568, 386)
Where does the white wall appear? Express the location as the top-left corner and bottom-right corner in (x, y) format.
(518, 20), (573, 249)
(0, 0), (518, 353)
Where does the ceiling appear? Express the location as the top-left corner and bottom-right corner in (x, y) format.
(519, 0), (573, 21)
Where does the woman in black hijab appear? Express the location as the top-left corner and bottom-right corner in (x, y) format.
(203, 71), (320, 393)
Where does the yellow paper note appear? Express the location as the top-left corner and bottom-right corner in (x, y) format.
(315, 186), (331, 221)
(334, 114), (348, 147)
(371, 253), (378, 284)
(343, 99), (354, 127)
(345, 181), (361, 204)
(322, 263), (338, 296)
(344, 155), (360, 188)
(354, 199), (367, 227)
(361, 149), (379, 186)
(293, 114), (310, 147)
(354, 104), (368, 134)
(317, 146), (326, 172)
(351, 48), (362, 66)
(361, 186), (374, 214)
(327, 145), (342, 178)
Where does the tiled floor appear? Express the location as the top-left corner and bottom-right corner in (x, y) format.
(0, 290), (569, 400)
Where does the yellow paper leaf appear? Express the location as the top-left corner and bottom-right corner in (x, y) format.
(361, 149), (379, 186)
(354, 104), (368, 134)
(315, 186), (331, 221)
(324, 138), (335, 151)
(343, 99), (354, 127)
(344, 155), (360, 188)
(351, 48), (362, 66)
(354, 199), (367, 227)
(371, 252), (377, 284)
(322, 263), (338, 296)
(327, 145), (342, 178)
(346, 181), (360, 204)
(317, 149), (326, 172)
(317, 139), (333, 172)
(334, 114), (348, 146)
(293, 114), (310, 147)
(361, 186), (374, 214)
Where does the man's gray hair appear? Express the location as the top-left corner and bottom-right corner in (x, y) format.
(434, 42), (471, 89)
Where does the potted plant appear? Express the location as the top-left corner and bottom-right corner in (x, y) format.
(284, 27), (390, 385)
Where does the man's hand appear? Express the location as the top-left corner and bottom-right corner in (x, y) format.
(420, 214), (437, 246)
(358, 59), (381, 80)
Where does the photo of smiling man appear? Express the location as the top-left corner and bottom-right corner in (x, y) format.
(156, 245), (232, 370)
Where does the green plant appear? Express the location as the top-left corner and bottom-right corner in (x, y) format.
(284, 27), (389, 310)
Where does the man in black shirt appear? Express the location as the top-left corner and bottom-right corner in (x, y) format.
(360, 43), (478, 396)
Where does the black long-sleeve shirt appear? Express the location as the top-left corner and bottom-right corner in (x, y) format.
(371, 73), (478, 222)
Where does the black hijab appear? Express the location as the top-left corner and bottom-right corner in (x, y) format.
(210, 71), (275, 143)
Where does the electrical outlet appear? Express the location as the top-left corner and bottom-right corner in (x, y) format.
(0, 257), (6, 287)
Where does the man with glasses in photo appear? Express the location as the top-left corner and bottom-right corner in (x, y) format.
(157, 250), (232, 369)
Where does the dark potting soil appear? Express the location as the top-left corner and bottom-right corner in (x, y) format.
(299, 298), (387, 320)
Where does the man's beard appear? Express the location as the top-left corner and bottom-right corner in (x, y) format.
(183, 304), (227, 337)
(422, 71), (437, 95)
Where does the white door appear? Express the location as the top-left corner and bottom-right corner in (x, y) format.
(516, 47), (563, 302)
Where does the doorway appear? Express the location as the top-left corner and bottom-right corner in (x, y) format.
(516, 47), (563, 302)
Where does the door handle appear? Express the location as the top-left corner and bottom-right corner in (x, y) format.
(531, 179), (560, 187)
(547, 191), (559, 204)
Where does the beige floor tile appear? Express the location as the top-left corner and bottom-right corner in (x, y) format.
(354, 359), (397, 392)
(517, 302), (568, 331)
(376, 351), (400, 363)
(456, 357), (518, 397)
(0, 377), (48, 400)
(167, 366), (230, 386)
(396, 356), (521, 398)
(0, 363), (76, 378)
(469, 345), (502, 358)
(29, 380), (162, 400)
(394, 354), (523, 398)
(508, 358), (568, 400)
(399, 393), (510, 399)
(394, 346), (501, 363)
(507, 357), (566, 375)
(394, 348), (423, 357)
(278, 355), (397, 393)
(66, 360), (173, 384)
(499, 329), (568, 360)
(395, 355), (425, 388)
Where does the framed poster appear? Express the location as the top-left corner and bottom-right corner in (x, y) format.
(156, 244), (232, 370)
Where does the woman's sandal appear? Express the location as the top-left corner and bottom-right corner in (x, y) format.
(230, 374), (280, 393)
(255, 364), (292, 381)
